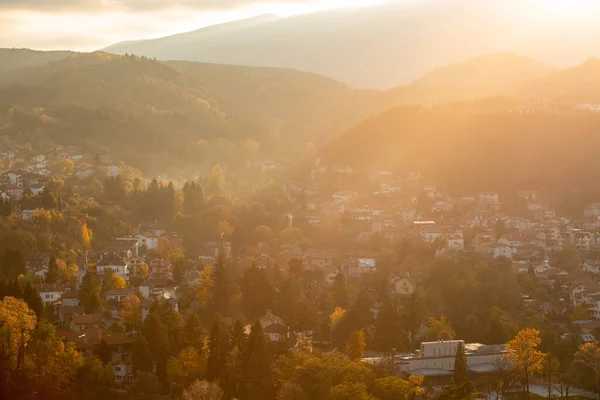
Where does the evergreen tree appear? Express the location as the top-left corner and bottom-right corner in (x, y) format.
(0, 249), (25, 280)
(242, 321), (273, 399)
(79, 272), (101, 313)
(40, 187), (55, 209)
(56, 193), (62, 212)
(45, 255), (60, 284)
(207, 322), (225, 382)
(142, 307), (170, 383)
(212, 249), (229, 315)
(331, 273), (348, 308)
(98, 339), (111, 365)
(453, 341), (469, 384)
(240, 262), (274, 320)
(375, 296), (399, 352)
(173, 259), (185, 284)
(23, 281), (43, 317)
(132, 337), (154, 374)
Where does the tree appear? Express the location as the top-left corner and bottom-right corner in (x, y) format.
(253, 225), (273, 244)
(181, 379), (224, 400)
(98, 339), (111, 364)
(0, 296), (37, 374)
(504, 328), (546, 396)
(424, 316), (456, 342)
(453, 341), (469, 385)
(129, 372), (161, 400)
(79, 272), (101, 313)
(240, 262), (274, 320)
(331, 273), (348, 308)
(329, 382), (375, 400)
(38, 341), (84, 399)
(575, 341), (600, 397)
(119, 294), (141, 331)
(207, 322), (225, 382)
(543, 354), (560, 399)
(212, 249), (230, 315)
(346, 330), (366, 361)
(167, 346), (206, 388)
(371, 375), (424, 400)
(22, 281), (43, 317)
(242, 321), (273, 399)
(45, 255), (60, 284)
(132, 337), (154, 374)
(110, 274), (126, 289)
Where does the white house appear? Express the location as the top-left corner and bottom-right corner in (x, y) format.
(96, 253), (129, 279)
(107, 164), (120, 177)
(479, 193), (500, 204)
(35, 283), (68, 303)
(493, 245), (515, 259)
(113, 362), (135, 384)
(136, 232), (159, 250)
(105, 288), (135, 302)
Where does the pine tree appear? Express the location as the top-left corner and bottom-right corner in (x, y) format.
(207, 322), (225, 382)
(56, 193), (62, 212)
(242, 321), (273, 399)
(23, 281), (43, 317)
(331, 273), (348, 308)
(240, 262), (274, 320)
(212, 248), (229, 315)
(79, 272), (101, 313)
(142, 307), (170, 383)
(45, 255), (60, 284)
(132, 337), (154, 374)
(98, 339), (111, 364)
(453, 341), (469, 384)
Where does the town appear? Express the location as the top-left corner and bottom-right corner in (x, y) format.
(2, 139), (600, 399)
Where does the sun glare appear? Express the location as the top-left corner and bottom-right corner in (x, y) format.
(542, 0), (600, 19)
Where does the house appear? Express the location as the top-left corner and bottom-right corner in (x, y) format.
(347, 256), (377, 277)
(493, 245), (515, 259)
(584, 203), (600, 218)
(324, 267), (340, 287)
(304, 249), (334, 269)
(76, 167), (95, 180)
(26, 252), (51, 270)
(35, 283), (68, 303)
(245, 310), (289, 342)
(135, 232), (160, 250)
(110, 238), (139, 259)
(127, 255), (147, 277)
(140, 297), (178, 323)
(58, 305), (85, 323)
(149, 259), (172, 279)
(2, 184), (23, 200)
(30, 183), (45, 196)
(59, 327), (135, 359)
(62, 291), (80, 307)
(479, 193), (500, 204)
(17, 172), (42, 188)
(96, 253), (129, 279)
(391, 274), (417, 296)
(113, 361), (135, 384)
(445, 234), (464, 251)
(70, 314), (101, 332)
(105, 288), (135, 303)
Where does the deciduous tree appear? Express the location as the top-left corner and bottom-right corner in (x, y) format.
(504, 328), (546, 396)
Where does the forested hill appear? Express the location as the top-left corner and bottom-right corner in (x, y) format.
(0, 49), (366, 176)
(320, 101), (600, 194)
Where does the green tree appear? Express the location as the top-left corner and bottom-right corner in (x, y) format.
(45, 255), (60, 284)
(129, 372), (161, 400)
(133, 337), (154, 374)
(242, 321), (273, 399)
(207, 322), (225, 382)
(98, 339), (111, 365)
(331, 273), (348, 308)
(453, 341), (469, 385)
(240, 262), (274, 320)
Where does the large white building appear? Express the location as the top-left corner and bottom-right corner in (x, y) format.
(395, 340), (507, 376)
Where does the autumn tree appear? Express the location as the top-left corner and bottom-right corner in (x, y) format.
(119, 294), (141, 331)
(129, 372), (161, 400)
(575, 341), (600, 397)
(181, 379), (223, 400)
(0, 296), (37, 374)
(167, 346), (207, 388)
(79, 272), (101, 313)
(424, 316), (456, 342)
(371, 375), (424, 400)
(38, 341), (84, 399)
(504, 328), (546, 396)
(346, 330), (366, 361)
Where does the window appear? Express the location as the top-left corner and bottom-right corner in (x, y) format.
(45, 294), (51, 299)
(116, 367), (122, 372)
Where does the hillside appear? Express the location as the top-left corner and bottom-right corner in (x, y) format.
(103, 0), (600, 89)
(0, 49), (365, 175)
(0, 48), (72, 80)
(321, 101), (600, 193)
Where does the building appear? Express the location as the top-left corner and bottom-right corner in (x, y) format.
(304, 249), (334, 269)
(135, 232), (159, 250)
(393, 340), (508, 385)
(245, 310), (289, 342)
(70, 314), (101, 332)
(391, 274), (417, 296)
(35, 283), (68, 303)
(96, 253), (129, 279)
(62, 291), (80, 307)
(105, 288), (135, 303)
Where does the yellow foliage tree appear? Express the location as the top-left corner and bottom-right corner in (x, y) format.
(0, 296), (37, 372)
(81, 223), (92, 249)
(574, 341), (600, 394)
(110, 275), (127, 289)
(40, 340), (84, 398)
(346, 330), (366, 361)
(330, 307), (346, 329)
(118, 294), (141, 330)
(504, 328), (546, 396)
(167, 346), (206, 388)
(195, 267), (214, 308)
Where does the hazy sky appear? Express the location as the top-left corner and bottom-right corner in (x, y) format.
(0, 0), (389, 51)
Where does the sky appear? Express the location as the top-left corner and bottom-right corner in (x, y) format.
(0, 0), (388, 51)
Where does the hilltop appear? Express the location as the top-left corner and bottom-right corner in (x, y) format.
(102, 0), (600, 89)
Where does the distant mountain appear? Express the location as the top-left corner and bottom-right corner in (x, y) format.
(376, 53), (553, 110)
(0, 48), (72, 80)
(103, 0), (600, 89)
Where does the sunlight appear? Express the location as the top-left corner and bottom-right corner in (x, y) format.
(542, 0), (600, 20)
